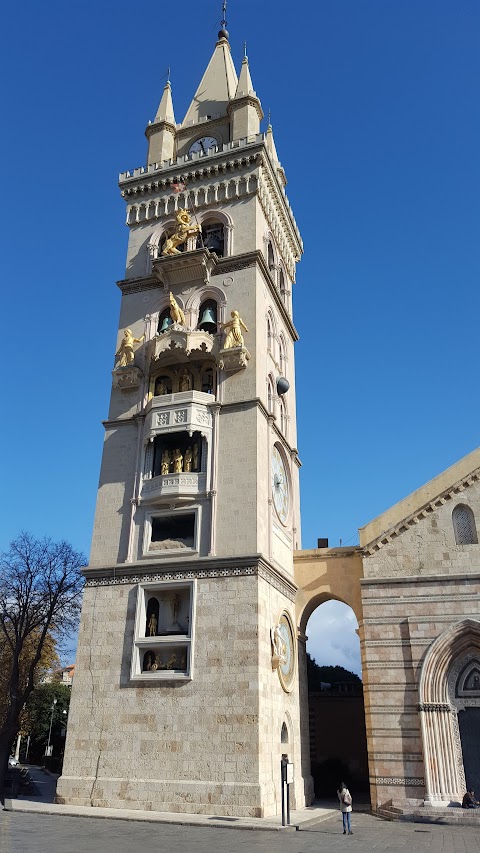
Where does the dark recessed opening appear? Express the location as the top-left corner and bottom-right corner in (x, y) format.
(150, 514), (195, 550)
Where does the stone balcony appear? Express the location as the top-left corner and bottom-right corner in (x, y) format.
(144, 390), (214, 441)
(141, 472), (207, 504)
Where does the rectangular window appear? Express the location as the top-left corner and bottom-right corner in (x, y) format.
(130, 580), (195, 682)
(143, 507), (200, 556)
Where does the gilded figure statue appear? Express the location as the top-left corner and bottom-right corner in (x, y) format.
(147, 613), (157, 637)
(173, 448), (183, 473)
(221, 310), (249, 349)
(115, 328), (145, 367)
(161, 449), (171, 476)
(169, 292), (185, 326)
(184, 447), (193, 472)
(162, 209), (200, 256)
(155, 378), (166, 396)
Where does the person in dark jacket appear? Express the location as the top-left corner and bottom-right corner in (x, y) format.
(462, 790), (479, 808)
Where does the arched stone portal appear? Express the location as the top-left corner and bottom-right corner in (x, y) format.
(419, 619), (480, 805)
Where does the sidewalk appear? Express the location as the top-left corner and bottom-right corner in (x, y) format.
(3, 797), (337, 832)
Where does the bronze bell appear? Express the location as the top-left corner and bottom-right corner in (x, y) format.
(198, 307), (217, 333)
(159, 315), (173, 333)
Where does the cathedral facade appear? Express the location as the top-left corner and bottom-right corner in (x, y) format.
(58, 25), (480, 818)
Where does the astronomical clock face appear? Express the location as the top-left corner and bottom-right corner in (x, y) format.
(278, 613), (295, 692)
(188, 136), (218, 155)
(271, 445), (289, 525)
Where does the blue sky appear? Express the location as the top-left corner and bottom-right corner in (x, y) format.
(2, 1), (479, 672)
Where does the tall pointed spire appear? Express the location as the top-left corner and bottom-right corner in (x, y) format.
(146, 76), (177, 166)
(229, 51), (263, 141)
(182, 33), (238, 126)
(154, 79), (176, 125)
(234, 54), (255, 99)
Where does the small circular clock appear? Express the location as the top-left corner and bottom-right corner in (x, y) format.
(188, 136), (218, 156)
(271, 445), (289, 525)
(278, 612), (296, 692)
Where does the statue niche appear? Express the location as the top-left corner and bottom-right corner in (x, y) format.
(151, 431), (203, 478)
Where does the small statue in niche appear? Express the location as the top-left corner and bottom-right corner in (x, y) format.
(144, 651), (155, 671)
(271, 624), (287, 666)
(184, 447), (193, 472)
(162, 209), (201, 256)
(171, 593), (180, 626)
(169, 291), (185, 325)
(115, 328), (145, 367)
(173, 448), (183, 473)
(155, 378), (166, 395)
(147, 613), (157, 637)
(179, 370), (191, 392)
(166, 653), (177, 669)
(150, 658), (158, 671)
(221, 310), (249, 349)
(161, 449), (171, 476)
(179, 651), (187, 670)
(192, 444), (199, 471)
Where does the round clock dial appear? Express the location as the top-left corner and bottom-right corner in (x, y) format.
(188, 136), (218, 156)
(272, 445), (289, 525)
(278, 612), (295, 692)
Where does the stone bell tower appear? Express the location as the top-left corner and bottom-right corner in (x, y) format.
(57, 24), (311, 817)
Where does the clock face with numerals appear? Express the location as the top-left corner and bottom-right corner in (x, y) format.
(188, 136), (218, 156)
(272, 445), (289, 525)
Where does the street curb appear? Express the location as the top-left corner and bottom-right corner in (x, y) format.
(2, 800), (338, 832)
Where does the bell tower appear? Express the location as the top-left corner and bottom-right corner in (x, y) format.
(58, 23), (311, 818)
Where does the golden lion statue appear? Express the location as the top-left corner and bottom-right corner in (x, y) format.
(162, 209), (201, 256)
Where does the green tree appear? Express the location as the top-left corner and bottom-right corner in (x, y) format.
(306, 653), (362, 692)
(0, 533), (84, 799)
(23, 683), (71, 755)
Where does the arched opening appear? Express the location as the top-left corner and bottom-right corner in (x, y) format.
(158, 307), (173, 334)
(305, 600), (368, 800)
(154, 374), (173, 396)
(267, 240), (275, 272)
(198, 298), (218, 334)
(419, 618), (480, 805)
(198, 221), (225, 256)
(452, 504), (478, 544)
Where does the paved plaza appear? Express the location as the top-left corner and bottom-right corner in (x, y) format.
(1, 810), (480, 853)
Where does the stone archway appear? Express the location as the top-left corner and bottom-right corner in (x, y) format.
(419, 618), (480, 805)
(294, 548), (366, 801)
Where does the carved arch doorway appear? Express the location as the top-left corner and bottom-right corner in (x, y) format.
(419, 619), (480, 805)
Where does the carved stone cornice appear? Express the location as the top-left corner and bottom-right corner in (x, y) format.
(116, 274), (159, 295)
(362, 467), (480, 556)
(83, 553), (298, 601)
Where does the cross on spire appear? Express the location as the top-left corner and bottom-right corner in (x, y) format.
(221, 0), (227, 30)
